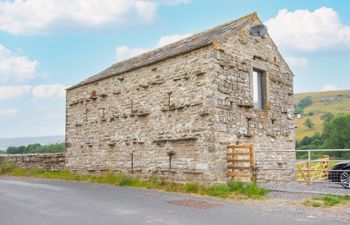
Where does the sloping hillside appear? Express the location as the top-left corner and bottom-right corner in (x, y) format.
(294, 90), (350, 141)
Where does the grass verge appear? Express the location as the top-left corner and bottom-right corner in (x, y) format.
(0, 160), (268, 200)
(303, 195), (350, 208)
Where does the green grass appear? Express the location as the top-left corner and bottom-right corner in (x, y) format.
(0, 160), (268, 200)
(294, 90), (350, 141)
(303, 195), (350, 208)
(0, 160), (16, 174)
(205, 182), (267, 199)
(295, 115), (323, 141)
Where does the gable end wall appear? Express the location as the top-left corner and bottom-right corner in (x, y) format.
(210, 19), (295, 182)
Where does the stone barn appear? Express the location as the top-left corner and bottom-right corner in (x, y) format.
(66, 13), (295, 184)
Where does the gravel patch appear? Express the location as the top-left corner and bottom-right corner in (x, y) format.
(267, 191), (319, 201)
(260, 181), (350, 197)
(250, 183), (350, 224)
(253, 196), (350, 224)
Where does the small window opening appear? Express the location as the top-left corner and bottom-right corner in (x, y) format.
(252, 69), (267, 110)
(167, 151), (175, 170)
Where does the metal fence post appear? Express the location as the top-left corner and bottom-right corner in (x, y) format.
(307, 150), (311, 185)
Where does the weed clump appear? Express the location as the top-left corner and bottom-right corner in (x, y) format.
(0, 160), (16, 174)
(304, 195), (350, 208)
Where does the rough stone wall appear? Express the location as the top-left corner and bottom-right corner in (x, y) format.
(0, 153), (66, 171)
(209, 18), (295, 182)
(66, 46), (219, 183)
(66, 18), (295, 184)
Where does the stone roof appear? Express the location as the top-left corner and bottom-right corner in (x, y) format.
(68, 13), (258, 90)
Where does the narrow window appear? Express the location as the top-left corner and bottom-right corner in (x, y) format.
(167, 151), (175, 170)
(252, 69), (267, 110)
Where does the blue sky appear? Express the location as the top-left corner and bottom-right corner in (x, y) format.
(0, 0), (349, 138)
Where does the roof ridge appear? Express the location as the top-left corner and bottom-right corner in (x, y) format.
(68, 12), (258, 90)
(109, 12), (258, 67)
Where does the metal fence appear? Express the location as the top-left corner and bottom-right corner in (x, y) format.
(254, 149), (350, 188)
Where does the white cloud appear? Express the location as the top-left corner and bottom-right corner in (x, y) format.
(32, 84), (66, 99)
(0, 0), (189, 35)
(0, 44), (38, 83)
(0, 108), (19, 118)
(115, 33), (192, 61)
(0, 84), (67, 100)
(285, 56), (308, 68)
(321, 84), (342, 92)
(115, 45), (149, 61)
(0, 85), (31, 100)
(156, 33), (192, 47)
(266, 7), (350, 51)
(154, 0), (190, 5)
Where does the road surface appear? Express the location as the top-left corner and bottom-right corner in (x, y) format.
(0, 177), (346, 225)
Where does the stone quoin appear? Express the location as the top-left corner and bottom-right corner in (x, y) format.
(65, 13), (295, 184)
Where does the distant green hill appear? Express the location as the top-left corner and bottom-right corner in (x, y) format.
(0, 135), (64, 151)
(294, 90), (350, 141)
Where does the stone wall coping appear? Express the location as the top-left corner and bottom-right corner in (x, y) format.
(0, 153), (66, 157)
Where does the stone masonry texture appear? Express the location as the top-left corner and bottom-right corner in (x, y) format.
(65, 13), (295, 184)
(0, 153), (66, 171)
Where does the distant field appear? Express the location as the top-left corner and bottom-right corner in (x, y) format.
(294, 90), (350, 141)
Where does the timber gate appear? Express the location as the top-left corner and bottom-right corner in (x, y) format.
(227, 144), (256, 182)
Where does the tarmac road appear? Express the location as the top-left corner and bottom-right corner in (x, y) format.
(0, 177), (346, 225)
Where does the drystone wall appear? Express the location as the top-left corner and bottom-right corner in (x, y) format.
(0, 153), (66, 171)
(209, 20), (295, 182)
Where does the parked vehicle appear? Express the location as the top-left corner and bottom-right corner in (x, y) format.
(328, 161), (350, 189)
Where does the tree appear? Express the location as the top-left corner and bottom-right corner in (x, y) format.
(304, 119), (314, 129)
(26, 143), (42, 153)
(295, 96), (313, 113)
(321, 112), (334, 122)
(296, 114), (350, 159)
(6, 143), (65, 154)
(296, 133), (323, 150)
(6, 146), (20, 154)
(308, 111), (315, 116)
(298, 96), (313, 108)
(17, 146), (26, 154)
(323, 114), (350, 149)
(321, 114), (350, 159)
